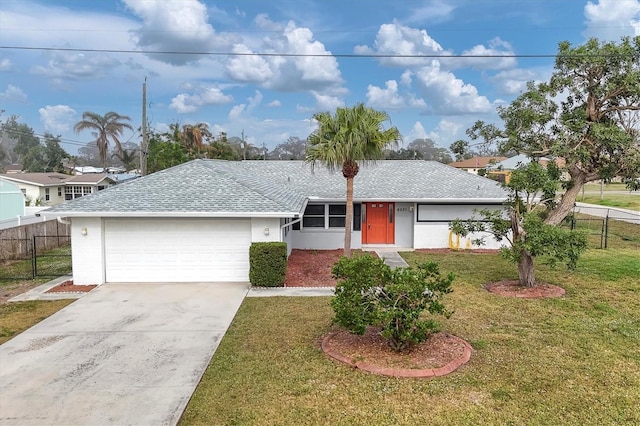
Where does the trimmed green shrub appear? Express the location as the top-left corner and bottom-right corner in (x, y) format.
(249, 242), (287, 287)
(332, 253), (454, 352)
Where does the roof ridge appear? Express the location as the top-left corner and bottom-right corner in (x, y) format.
(199, 160), (306, 212)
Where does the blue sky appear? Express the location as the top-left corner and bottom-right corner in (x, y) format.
(0, 0), (639, 155)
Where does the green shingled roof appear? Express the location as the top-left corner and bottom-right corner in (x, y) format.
(45, 159), (508, 217)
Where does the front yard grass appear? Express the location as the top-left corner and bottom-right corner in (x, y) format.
(180, 248), (640, 425)
(0, 300), (73, 344)
(577, 193), (640, 210)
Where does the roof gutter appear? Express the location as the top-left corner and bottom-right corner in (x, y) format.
(45, 211), (301, 218)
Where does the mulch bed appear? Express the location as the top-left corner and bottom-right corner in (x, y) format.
(322, 327), (472, 377)
(485, 279), (566, 298)
(45, 280), (97, 294)
(284, 249), (345, 287)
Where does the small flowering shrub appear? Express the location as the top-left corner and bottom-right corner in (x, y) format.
(331, 254), (454, 352)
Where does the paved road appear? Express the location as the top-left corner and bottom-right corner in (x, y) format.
(574, 202), (640, 224)
(0, 282), (248, 426)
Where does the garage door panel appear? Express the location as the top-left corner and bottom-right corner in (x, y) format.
(104, 219), (251, 282)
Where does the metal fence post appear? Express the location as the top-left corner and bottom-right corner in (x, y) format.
(604, 213), (609, 249)
(31, 235), (37, 279)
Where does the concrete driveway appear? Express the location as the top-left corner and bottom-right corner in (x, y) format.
(0, 282), (249, 426)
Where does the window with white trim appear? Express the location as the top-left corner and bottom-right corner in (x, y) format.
(295, 203), (361, 230)
(45, 188), (50, 201)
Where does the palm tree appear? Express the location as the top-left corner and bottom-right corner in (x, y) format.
(74, 112), (134, 167)
(111, 149), (139, 172)
(181, 123), (212, 156)
(306, 103), (401, 256)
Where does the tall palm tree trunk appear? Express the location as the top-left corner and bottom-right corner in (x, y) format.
(344, 176), (354, 257)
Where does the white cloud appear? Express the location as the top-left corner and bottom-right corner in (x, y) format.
(425, 119), (465, 146)
(365, 80), (426, 111)
(584, 0), (640, 40)
(0, 58), (12, 71)
(228, 104), (246, 121)
(228, 90), (263, 121)
(366, 80), (405, 109)
(405, 121), (428, 142)
(226, 44), (273, 83)
(413, 60), (493, 114)
(297, 91), (345, 113)
(491, 68), (540, 95)
(169, 86), (234, 113)
(267, 100), (281, 107)
(447, 38), (518, 70)
(226, 20), (343, 92)
(122, 0), (239, 65)
(405, 0), (457, 24)
(255, 13), (284, 31)
(31, 51), (121, 81)
(0, 85), (28, 103)
(354, 21), (445, 67)
(39, 105), (77, 133)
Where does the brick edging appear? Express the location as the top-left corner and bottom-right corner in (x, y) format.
(321, 332), (473, 378)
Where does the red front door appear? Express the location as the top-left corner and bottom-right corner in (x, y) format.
(362, 202), (395, 244)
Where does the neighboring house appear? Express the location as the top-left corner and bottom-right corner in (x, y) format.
(0, 178), (25, 221)
(45, 159), (508, 285)
(448, 156), (507, 175)
(73, 166), (105, 175)
(2, 164), (23, 174)
(487, 154), (567, 184)
(0, 173), (116, 206)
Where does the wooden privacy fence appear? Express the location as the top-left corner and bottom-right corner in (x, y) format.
(0, 219), (70, 260)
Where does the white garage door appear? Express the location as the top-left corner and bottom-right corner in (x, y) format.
(104, 218), (251, 282)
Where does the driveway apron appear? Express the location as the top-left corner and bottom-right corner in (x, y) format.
(0, 282), (249, 426)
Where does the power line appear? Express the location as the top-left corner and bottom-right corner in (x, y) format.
(0, 45), (636, 58)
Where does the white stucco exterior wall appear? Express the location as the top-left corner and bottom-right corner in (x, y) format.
(71, 217), (105, 285)
(413, 223), (506, 250)
(251, 217), (281, 243)
(291, 229), (362, 250)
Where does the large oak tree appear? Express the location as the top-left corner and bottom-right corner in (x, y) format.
(453, 36), (640, 287)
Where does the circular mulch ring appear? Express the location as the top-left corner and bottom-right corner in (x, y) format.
(484, 280), (566, 298)
(45, 280), (97, 294)
(322, 327), (472, 378)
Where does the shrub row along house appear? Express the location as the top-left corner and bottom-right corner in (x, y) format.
(45, 159), (507, 284)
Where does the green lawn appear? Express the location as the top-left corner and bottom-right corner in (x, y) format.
(180, 248), (640, 425)
(0, 300), (74, 344)
(581, 182), (635, 192)
(0, 245), (72, 283)
(577, 193), (640, 210)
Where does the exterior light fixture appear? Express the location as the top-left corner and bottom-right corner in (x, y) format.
(264, 227), (270, 236)
(81, 227), (88, 236)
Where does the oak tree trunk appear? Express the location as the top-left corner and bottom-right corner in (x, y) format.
(545, 167), (590, 226)
(518, 250), (536, 288)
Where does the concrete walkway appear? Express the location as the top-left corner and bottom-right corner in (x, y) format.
(375, 250), (410, 269)
(0, 282), (248, 426)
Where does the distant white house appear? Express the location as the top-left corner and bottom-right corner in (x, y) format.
(0, 172), (116, 206)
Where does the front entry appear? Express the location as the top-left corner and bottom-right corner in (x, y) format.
(362, 202), (395, 244)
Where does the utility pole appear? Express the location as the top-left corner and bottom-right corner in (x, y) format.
(140, 77), (148, 176)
